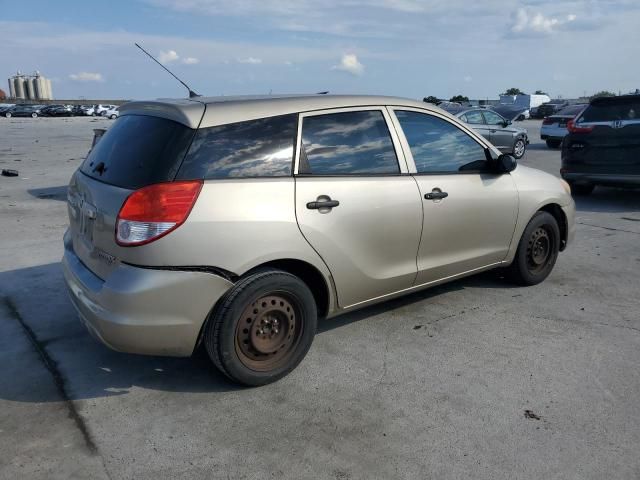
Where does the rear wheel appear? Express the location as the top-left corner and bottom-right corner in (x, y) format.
(513, 138), (526, 159)
(568, 182), (595, 196)
(204, 269), (317, 386)
(31, 112), (37, 118)
(507, 211), (560, 286)
(546, 139), (561, 148)
(5, 112), (11, 118)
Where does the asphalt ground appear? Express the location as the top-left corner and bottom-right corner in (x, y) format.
(1, 116), (639, 480)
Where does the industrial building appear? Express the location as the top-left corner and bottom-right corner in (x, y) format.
(7, 71), (53, 100)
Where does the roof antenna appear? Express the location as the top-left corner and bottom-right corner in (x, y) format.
(134, 43), (200, 98)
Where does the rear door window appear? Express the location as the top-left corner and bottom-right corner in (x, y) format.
(80, 115), (195, 190)
(178, 114), (297, 179)
(299, 110), (399, 175)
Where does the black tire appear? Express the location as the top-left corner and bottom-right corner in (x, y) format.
(568, 182), (595, 196)
(204, 269), (317, 386)
(546, 139), (561, 149)
(507, 211), (560, 286)
(513, 137), (526, 159)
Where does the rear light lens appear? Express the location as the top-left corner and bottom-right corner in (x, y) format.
(542, 117), (554, 125)
(116, 180), (203, 246)
(567, 119), (594, 133)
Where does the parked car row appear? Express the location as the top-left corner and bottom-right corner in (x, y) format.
(0, 103), (119, 119)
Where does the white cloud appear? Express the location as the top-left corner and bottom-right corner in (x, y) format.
(182, 56), (199, 64)
(510, 8), (577, 36)
(237, 57), (262, 64)
(331, 53), (364, 76)
(158, 49), (179, 63)
(69, 72), (103, 82)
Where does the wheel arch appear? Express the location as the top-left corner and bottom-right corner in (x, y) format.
(538, 203), (568, 251)
(193, 258), (334, 355)
(244, 258), (332, 319)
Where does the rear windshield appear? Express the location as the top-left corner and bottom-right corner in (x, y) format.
(80, 115), (195, 189)
(581, 99), (640, 122)
(555, 105), (586, 116)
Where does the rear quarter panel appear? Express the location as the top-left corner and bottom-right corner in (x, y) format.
(115, 178), (337, 307)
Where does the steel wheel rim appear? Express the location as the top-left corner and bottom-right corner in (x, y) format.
(235, 293), (302, 372)
(526, 226), (553, 274)
(514, 140), (525, 157)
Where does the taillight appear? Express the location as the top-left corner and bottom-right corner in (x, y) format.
(567, 119), (594, 133)
(542, 117), (554, 125)
(116, 180), (203, 246)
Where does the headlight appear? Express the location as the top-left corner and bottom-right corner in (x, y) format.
(560, 179), (571, 195)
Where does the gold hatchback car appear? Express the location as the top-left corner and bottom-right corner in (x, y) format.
(62, 94), (575, 386)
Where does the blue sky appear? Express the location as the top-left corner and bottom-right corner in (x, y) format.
(1, 0), (639, 100)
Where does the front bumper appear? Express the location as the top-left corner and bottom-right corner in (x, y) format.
(561, 202), (576, 249)
(62, 235), (234, 357)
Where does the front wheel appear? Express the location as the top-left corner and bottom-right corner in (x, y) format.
(204, 269), (317, 386)
(513, 138), (526, 159)
(507, 211), (560, 286)
(5, 112), (11, 118)
(31, 112), (37, 118)
(109, 114), (116, 119)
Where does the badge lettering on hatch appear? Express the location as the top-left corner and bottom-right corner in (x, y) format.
(92, 247), (116, 265)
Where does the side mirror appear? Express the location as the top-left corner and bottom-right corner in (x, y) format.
(502, 120), (512, 127)
(497, 154), (517, 173)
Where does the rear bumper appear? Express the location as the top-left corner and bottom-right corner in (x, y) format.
(561, 172), (640, 187)
(62, 234), (234, 357)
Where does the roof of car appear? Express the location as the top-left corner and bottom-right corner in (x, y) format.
(590, 94), (640, 106)
(120, 94), (445, 128)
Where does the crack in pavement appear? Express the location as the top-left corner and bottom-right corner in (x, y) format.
(577, 221), (640, 235)
(2, 296), (112, 479)
(595, 321), (640, 334)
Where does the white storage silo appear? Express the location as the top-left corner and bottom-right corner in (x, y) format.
(8, 79), (15, 99)
(14, 77), (25, 99)
(26, 78), (36, 99)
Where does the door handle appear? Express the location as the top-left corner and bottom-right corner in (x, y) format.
(424, 190), (448, 200)
(307, 198), (340, 210)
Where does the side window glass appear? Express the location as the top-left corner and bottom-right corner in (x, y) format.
(300, 110), (399, 175)
(179, 114), (297, 179)
(463, 111), (485, 124)
(396, 110), (488, 174)
(483, 111), (506, 125)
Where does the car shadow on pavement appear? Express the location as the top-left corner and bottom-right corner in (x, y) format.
(317, 270), (516, 334)
(574, 187), (640, 214)
(0, 262), (519, 403)
(27, 185), (68, 201)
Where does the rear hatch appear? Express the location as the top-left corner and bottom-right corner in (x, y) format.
(562, 96), (640, 175)
(67, 100), (203, 279)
